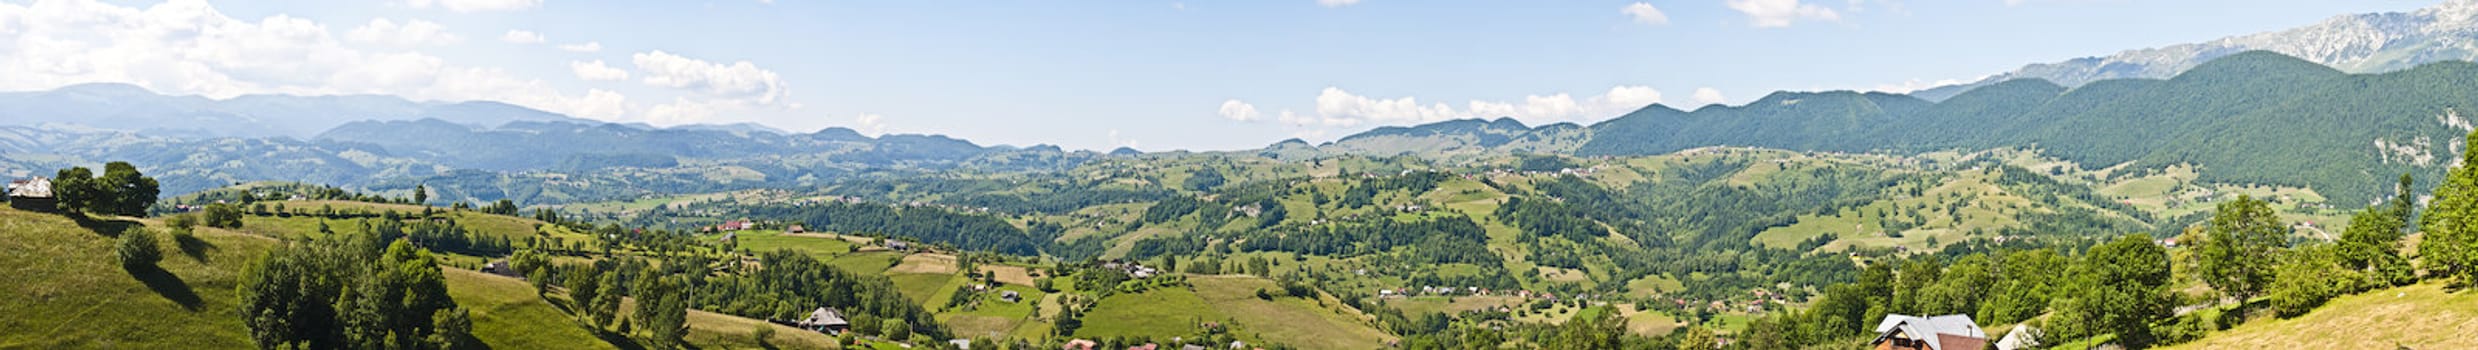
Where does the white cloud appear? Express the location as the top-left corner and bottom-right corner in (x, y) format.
(569, 60), (629, 81)
(855, 113), (886, 135)
(1868, 77), (1970, 94)
(347, 18), (460, 47)
(1726, 0), (1840, 27)
(630, 50), (790, 104)
(559, 41), (602, 53)
(1232, 85), (1666, 139)
(1108, 129), (1141, 150)
(1317, 0), (1360, 8)
(1218, 99), (1262, 121)
(399, 0), (542, 13)
(500, 29), (545, 44)
(1691, 87), (1728, 105)
(0, 0), (628, 120)
(1622, 3), (1670, 25)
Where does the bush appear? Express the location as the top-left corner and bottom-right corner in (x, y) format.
(117, 228), (162, 267)
(751, 325), (775, 345)
(882, 319), (911, 341)
(165, 213), (199, 230)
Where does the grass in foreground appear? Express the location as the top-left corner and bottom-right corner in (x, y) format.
(2160, 282), (2478, 350)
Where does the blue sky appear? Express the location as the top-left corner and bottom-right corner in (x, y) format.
(0, 0), (2440, 151)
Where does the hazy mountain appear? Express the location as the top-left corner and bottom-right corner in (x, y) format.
(1916, 0), (2478, 101)
(0, 82), (599, 139)
(1583, 51), (2478, 204)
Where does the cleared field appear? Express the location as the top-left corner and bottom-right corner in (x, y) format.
(829, 251), (905, 275)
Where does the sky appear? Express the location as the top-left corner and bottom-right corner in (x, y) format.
(0, 0), (2444, 151)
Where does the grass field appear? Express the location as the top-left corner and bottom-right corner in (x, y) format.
(2161, 282), (2478, 350)
(441, 268), (620, 350)
(889, 273), (960, 307)
(829, 251), (904, 275)
(736, 230), (857, 260)
(1187, 275), (1392, 349)
(1075, 287), (1216, 338)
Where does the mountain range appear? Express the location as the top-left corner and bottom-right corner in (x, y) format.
(1916, 0), (2478, 101)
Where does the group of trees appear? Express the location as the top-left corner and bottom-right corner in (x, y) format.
(693, 251), (946, 340)
(51, 161), (160, 216)
(237, 235), (476, 349)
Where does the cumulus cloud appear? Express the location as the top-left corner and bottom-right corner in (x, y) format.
(0, 0), (626, 120)
(630, 50), (790, 104)
(347, 18), (461, 47)
(501, 29), (545, 44)
(399, 0), (542, 13)
(1218, 99), (1262, 121)
(1868, 77), (1970, 94)
(569, 60), (629, 81)
(1726, 0), (1840, 27)
(1691, 87), (1728, 105)
(1108, 129), (1141, 150)
(1622, 2), (1670, 25)
(855, 113), (886, 135)
(1226, 85), (1668, 138)
(559, 41), (602, 53)
(1317, 0), (1359, 8)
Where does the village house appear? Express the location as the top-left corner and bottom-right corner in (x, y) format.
(786, 224), (806, 233)
(1869, 314), (1986, 350)
(7, 177), (54, 212)
(1001, 290), (1023, 303)
(795, 307), (850, 334)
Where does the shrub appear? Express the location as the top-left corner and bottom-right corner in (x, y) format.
(117, 228), (162, 267)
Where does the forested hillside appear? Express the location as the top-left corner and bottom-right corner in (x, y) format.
(1582, 51), (2478, 204)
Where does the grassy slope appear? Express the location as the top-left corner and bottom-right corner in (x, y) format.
(0, 208), (272, 349)
(0, 206), (829, 350)
(2161, 282), (2478, 350)
(1187, 276), (1393, 349)
(441, 268), (619, 350)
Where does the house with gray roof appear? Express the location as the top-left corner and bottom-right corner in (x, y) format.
(1869, 314), (1986, 350)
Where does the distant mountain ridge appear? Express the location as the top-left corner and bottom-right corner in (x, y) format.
(0, 83), (601, 139)
(1917, 0), (2478, 101)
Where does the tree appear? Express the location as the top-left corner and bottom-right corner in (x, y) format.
(882, 319), (911, 341)
(118, 228), (162, 267)
(413, 184), (429, 205)
(592, 271), (625, 328)
(204, 203), (245, 228)
(2050, 234), (2173, 347)
(2428, 130), (2478, 286)
(1673, 325), (1718, 350)
(98, 162), (159, 216)
(566, 265), (603, 324)
(51, 166), (96, 213)
(2267, 245), (2355, 317)
(430, 307), (482, 350)
(2199, 195), (2286, 302)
